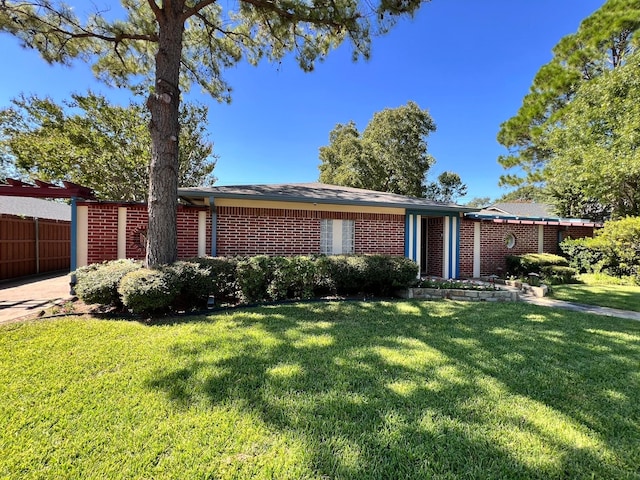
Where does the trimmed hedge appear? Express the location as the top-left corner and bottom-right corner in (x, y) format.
(118, 268), (179, 314)
(506, 253), (576, 284)
(186, 256), (240, 302)
(74, 254), (419, 315)
(74, 259), (142, 306)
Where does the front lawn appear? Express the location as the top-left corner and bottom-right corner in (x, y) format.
(2, 301), (639, 479)
(551, 273), (640, 311)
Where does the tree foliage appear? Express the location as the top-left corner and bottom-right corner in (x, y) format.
(497, 0), (640, 187)
(545, 52), (640, 218)
(424, 171), (467, 203)
(0, 92), (216, 201)
(0, 0), (425, 266)
(319, 101), (438, 197)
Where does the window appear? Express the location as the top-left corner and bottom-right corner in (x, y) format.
(504, 232), (516, 249)
(320, 219), (354, 254)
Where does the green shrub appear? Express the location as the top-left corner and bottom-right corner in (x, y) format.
(233, 254), (417, 303)
(506, 253), (569, 277)
(541, 265), (578, 285)
(164, 261), (212, 311)
(560, 238), (605, 273)
(186, 257), (240, 301)
(561, 217), (640, 280)
(322, 255), (368, 295)
(236, 255), (273, 303)
(322, 255), (418, 296)
(118, 268), (179, 314)
(74, 259), (142, 306)
(235, 256), (324, 303)
(506, 253), (575, 285)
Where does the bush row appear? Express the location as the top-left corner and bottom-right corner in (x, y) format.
(73, 254), (419, 315)
(505, 253), (577, 285)
(560, 216), (640, 283)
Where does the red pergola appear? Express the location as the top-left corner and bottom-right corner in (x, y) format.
(0, 178), (95, 199)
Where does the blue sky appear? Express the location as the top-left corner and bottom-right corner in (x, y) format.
(0, 0), (605, 202)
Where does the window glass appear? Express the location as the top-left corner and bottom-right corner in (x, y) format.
(504, 232), (516, 249)
(320, 219), (333, 254)
(342, 220), (355, 254)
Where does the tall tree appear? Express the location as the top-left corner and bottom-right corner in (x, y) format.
(424, 171), (467, 203)
(319, 101), (437, 197)
(318, 121), (365, 189)
(0, 92), (216, 201)
(0, 0), (425, 266)
(497, 0), (640, 188)
(545, 51), (640, 218)
(496, 185), (548, 203)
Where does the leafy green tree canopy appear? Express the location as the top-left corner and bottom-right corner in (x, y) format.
(545, 50), (640, 218)
(0, 92), (216, 201)
(497, 0), (640, 187)
(424, 171), (467, 203)
(0, 0), (426, 266)
(319, 101), (438, 198)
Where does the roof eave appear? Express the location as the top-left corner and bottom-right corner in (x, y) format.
(178, 188), (477, 214)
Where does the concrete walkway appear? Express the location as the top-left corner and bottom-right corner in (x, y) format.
(0, 272), (74, 325)
(520, 293), (640, 321)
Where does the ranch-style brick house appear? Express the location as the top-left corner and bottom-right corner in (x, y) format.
(73, 183), (600, 278)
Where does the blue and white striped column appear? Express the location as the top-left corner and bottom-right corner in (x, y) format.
(442, 215), (460, 279)
(405, 213), (422, 277)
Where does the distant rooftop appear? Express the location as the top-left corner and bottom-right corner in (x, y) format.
(179, 182), (478, 213)
(480, 202), (556, 218)
(0, 196), (71, 221)
(467, 201), (601, 227)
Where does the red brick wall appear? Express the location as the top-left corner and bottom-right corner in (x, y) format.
(563, 225), (596, 241)
(470, 220), (595, 276)
(426, 217), (443, 276)
(216, 206), (405, 256)
(86, 203), (119, 263)
(544, 225), (559, 254)
(83, 203), (210, 264)
(459, 219), (475, 277)
(355, 217), (404, 255)
(479, 222), (539, 276)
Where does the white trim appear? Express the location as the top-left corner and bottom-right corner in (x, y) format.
(77, 205), (88, 268)
(473, 222), (481, 278)
(198, 211), (207, 257)
(117, 207), (127, 259)
(538, 225), (544, 253)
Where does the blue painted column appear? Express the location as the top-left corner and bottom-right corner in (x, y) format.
(442, 215), (460, 279)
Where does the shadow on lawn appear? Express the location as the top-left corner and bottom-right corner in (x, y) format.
(146, 301), (640, 479)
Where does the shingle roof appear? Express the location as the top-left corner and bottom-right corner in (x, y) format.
(179, 182), (478, 213)
(0, 196), (71, 221)
(467, 201), (601, 226)
(480, 202), (556, 218)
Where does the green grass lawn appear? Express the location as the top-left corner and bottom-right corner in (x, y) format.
(2, 301), (640, 479)
(551, 273), (640, 311)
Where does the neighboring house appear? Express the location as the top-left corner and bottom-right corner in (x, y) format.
(0, 196), (71, 280)
(73, 184), (600, 279)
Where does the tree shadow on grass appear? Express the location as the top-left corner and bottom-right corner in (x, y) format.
(145, 301), (640, 479)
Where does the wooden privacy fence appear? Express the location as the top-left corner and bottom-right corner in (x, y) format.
(0, 214), (71, 281)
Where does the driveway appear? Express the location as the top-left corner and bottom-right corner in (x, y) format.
(0, 272), (74, 324)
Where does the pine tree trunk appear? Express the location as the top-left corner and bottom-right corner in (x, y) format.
(145, 10), (184, 267)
